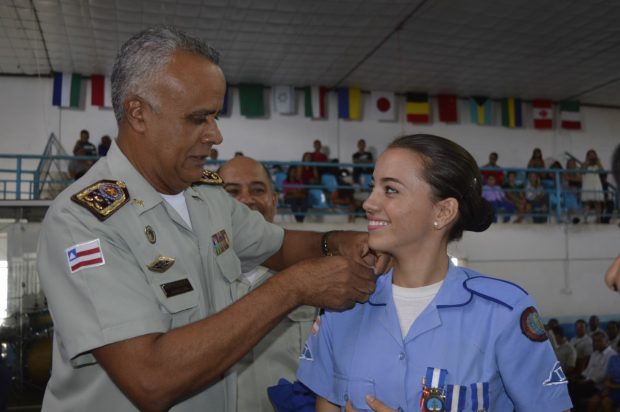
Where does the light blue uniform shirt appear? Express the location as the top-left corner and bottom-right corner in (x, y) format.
(297, 264), (572, 412)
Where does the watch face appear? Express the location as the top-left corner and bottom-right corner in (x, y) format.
(424, 396), (445, 411)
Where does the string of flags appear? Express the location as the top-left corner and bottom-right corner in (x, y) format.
(50, 72), (583, 130)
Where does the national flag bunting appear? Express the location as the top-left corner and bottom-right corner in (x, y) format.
(369, 91), (396, 121)
(437, 95), (458, 123)
(52, 72), (82, 108)
(66, 239), (105, 273)
(91, 75), (112, 107)
(469, 96), (493, 125)
(337, 87), (362, 120)
(559, 101), (581, 130)
(273, 85), (295, 114)
(532, 99), (553, 129)
(406, 93), (430, 124)
(239, 83), (265, 118)
(501, 97), (522, 128)
(304, 86), (327, 119)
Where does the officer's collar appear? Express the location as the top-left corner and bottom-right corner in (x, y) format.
(368, 261), (473, 308)
(105, 140), (166, 214)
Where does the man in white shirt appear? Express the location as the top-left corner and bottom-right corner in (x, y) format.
(569, 331), (616, 409)
(219, 156), (317, 411)
(552, 326), (577, 377)
(570, 319), (594, 374)
(607, 321), (620, 350)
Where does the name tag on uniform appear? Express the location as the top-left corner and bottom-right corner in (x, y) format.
(160, 279), (194, 298)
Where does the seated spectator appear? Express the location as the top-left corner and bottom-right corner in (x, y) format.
(351, 138), (374, 184)
(553, 325), (577, 377)
(482, 175), (515, 222)
(527, 147), (546, 172)
(329, 169), (356, 223)
(68, 147), (95, 180)
(525, 172), (548, 223)
(588, 341), (620, 412)
(608, 321), (620, 350)
(502, 171), (530, 223)
(569, 331), (615, 411)
(310, 139), (328, 163)
(565, 158), (583, 201)
(481, 151), (504, 186)
(590, 315), (608, 338)
(98, 135), (112, 156)
(73, 129), (97, 157)
(206, 148), (219, 171)
(549, 160), (581, 223)
(301, 152), (319, 185)
(571, 319), (594, 376)
(282, 166), (308, 223)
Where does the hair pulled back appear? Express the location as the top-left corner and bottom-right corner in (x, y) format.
(388, 134), (494, 242)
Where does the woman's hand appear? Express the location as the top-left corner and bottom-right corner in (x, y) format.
(344, 395), (398, 412)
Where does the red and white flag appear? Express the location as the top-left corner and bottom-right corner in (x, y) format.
(532, 99), (553, 129)
(66, 239), (105, 273)
(369, 91), (396, 121)
(91, 75), (112, 108)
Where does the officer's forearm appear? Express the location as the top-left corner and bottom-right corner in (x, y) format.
(92, 273), (299, 411)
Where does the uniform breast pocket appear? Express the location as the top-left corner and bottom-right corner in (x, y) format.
(334, 373), (375, 411)
(146, 270), (199, 315)
(215, 248), (243, 284)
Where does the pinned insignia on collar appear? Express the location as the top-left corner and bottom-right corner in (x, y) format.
(144, 226), (156, 244)
(71, 180), (129, 221)
(147, 255), (175, 273)
(131, 198), (144, 207)
(520, 306), (548, 342)
(196, 169), (223, 186)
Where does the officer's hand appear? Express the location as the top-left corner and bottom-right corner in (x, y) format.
(344, 396), (397, 412)
(288, 256), (377, 311)
(604, 255), (620, 292)
(329, 231), (392, 275)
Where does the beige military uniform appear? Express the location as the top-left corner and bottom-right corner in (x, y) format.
(234, 267), (317, 411)
(37, 141), (284, 411)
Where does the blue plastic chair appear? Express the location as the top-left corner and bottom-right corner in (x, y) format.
(308, 189), (328, 208)
(273, 172), (287, 192)
(320, 174), (339, 193)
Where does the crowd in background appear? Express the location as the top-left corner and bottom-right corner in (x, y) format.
(67, 130), (616, 224)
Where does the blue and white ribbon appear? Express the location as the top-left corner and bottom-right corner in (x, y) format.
(470, 382), (489, 411)
(425, 367), (448, 389)
(445, 384), (466, 412)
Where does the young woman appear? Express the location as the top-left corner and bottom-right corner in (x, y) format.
(297, 134), (572, 412)
(580, 149), (606, 222)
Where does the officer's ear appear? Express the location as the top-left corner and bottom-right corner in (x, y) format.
(123, 95), (147, 133)
(433, 197), (459, 230)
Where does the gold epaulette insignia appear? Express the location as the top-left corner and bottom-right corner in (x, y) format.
(197, 169), (223, 186)
(71, 180), (130, 221)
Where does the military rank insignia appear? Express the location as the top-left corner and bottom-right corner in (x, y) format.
(197, 169), (223, 185)
(71, 180), (129, 221)
(147, 255), (175, 273)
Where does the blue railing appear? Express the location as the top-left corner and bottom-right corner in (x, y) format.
(0, 155), (617, 223)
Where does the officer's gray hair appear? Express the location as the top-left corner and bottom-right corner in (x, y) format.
(111, 25), (220, 123)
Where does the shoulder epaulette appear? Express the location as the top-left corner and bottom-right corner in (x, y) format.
(71, 179), (130, 221)
(196, 169), (223, 186)
(463, 275), (528, 310)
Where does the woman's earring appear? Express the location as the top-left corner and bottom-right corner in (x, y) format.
(433, 221), (439, 229)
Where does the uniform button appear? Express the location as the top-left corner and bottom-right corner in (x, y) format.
(398, 352), (405, 360)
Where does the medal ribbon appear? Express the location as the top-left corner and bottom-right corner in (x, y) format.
(425, 367), (448, 389)
(445, 384), (466, 412)
(470, 382), (489, 411)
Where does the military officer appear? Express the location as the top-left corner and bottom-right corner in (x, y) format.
(37, 26), (385, 412)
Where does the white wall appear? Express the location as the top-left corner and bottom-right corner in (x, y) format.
(1, 76), (619, 169)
